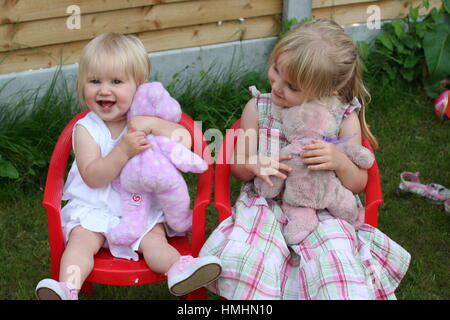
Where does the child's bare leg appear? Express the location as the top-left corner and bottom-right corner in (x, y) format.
(59, 226), (105, 289)
(138, 223), (180, 274)
(139, 224), (222, 296)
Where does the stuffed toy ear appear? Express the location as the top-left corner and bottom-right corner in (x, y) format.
(128, 82), (181, 122)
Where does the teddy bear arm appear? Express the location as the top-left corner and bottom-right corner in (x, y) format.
(153, 136), (208, 173)
(337, 142), (374, 169)
(254, 175), (285, 198)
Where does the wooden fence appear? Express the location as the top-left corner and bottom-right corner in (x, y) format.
(0, 0), (442, 75)
(0, 0), (283, 74)
(312, 0), (442, 25)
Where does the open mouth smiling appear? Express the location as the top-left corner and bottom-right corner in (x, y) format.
(97, 100), (116, 110)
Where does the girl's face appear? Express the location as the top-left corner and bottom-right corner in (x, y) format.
(83, 70), (137, 125)
(267, 59), (307, 108)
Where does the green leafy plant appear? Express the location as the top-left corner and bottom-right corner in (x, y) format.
(279, 17), (300, 38)
(363, 0), (449, 98)
(278, 17), (311, 38)
(0, 154), (19, 179)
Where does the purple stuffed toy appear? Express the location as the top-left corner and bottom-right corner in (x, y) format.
(107, 82), (208, 246)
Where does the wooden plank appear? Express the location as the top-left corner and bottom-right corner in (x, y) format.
(0, 15), (280, 74)
(313, 0), (442, 25)
(138, 15), (280, 52)
(0, 0), (188, 24)
(312, 0), (376, 9)
(0, 0), (282, 53)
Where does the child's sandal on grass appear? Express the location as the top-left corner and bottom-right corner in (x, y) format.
(399, 172), (450, 204)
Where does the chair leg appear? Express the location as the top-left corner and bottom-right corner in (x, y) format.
(80, 281), (93, 295)
(186, 287), (207, 300)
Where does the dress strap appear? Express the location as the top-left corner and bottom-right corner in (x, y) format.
(342, 97), (362, 118)
(248, 86), (261, 98)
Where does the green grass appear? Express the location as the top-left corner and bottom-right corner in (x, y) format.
(0, 69), (449, 300)
(364, 78), (450, 300)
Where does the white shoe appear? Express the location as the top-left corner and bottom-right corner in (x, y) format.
(167, 255), (222, 296)
(35, 279), (79, 300)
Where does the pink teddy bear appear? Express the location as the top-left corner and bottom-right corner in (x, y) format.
(107, 82), (208, 246)
(255, 99), (374, 244)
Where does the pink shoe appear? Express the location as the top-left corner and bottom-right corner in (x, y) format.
(400, 172), (450, 215)
(166, 255), (222, 296)
(399, 172), (450, 202)
(35, 279), (79, 300)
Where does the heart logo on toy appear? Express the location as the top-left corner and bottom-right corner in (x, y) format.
(132, 194), (142, 204)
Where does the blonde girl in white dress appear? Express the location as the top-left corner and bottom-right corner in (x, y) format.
(36, 33), (221, 300)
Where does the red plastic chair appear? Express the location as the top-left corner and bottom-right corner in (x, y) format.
(214, 119), (382, 227)
(42, 109), (213, 299)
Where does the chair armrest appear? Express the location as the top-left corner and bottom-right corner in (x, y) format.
(364, 159), (382, 228)
(180, 113), (213, 257)
(362, 138), (382, 228)
(214, 120), (241, 222)
(214, 163), (232, 222)
(191, 164), (213, 256)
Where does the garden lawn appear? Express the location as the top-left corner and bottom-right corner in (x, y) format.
(0, 71), (448, 300)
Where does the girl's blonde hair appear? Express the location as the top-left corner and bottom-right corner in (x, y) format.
(270, 19), (378, 149)
(76, 32), (150, 108)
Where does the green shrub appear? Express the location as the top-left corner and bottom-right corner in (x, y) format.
(0, 68), (79, 189)
(361, 0), (450, 98)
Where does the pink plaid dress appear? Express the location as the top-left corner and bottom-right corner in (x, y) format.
(199, 88), (411, 299)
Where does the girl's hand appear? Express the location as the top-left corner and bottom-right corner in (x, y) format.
(128, 116), (154, 135)
(128, 116), (192, 150)
(118, 130), (152, 158)
(246, 154), (292, 187)
(301, 140), (346, 171)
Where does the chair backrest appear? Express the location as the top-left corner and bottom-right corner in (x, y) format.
(214, 119), (382, 227)
(42, 110), (213, 280)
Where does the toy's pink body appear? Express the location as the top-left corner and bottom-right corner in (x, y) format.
(108, 82), (207, 246)
(255, 101), (374, 244)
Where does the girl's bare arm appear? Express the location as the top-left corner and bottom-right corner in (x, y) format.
(230, 98), (259, 181)
(335, 112), (368, 193)
(128, 116), (192, 150)
(74, 125), (150, 188)
(231, 98), (291, 184)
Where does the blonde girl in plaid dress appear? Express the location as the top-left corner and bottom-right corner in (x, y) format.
(200, 19), (410, 299)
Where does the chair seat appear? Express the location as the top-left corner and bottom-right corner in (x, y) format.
(86, 236), (192, 286)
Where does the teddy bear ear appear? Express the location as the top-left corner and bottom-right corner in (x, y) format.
(133, 83), (150, 100)
(145, 81), (163, 92)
